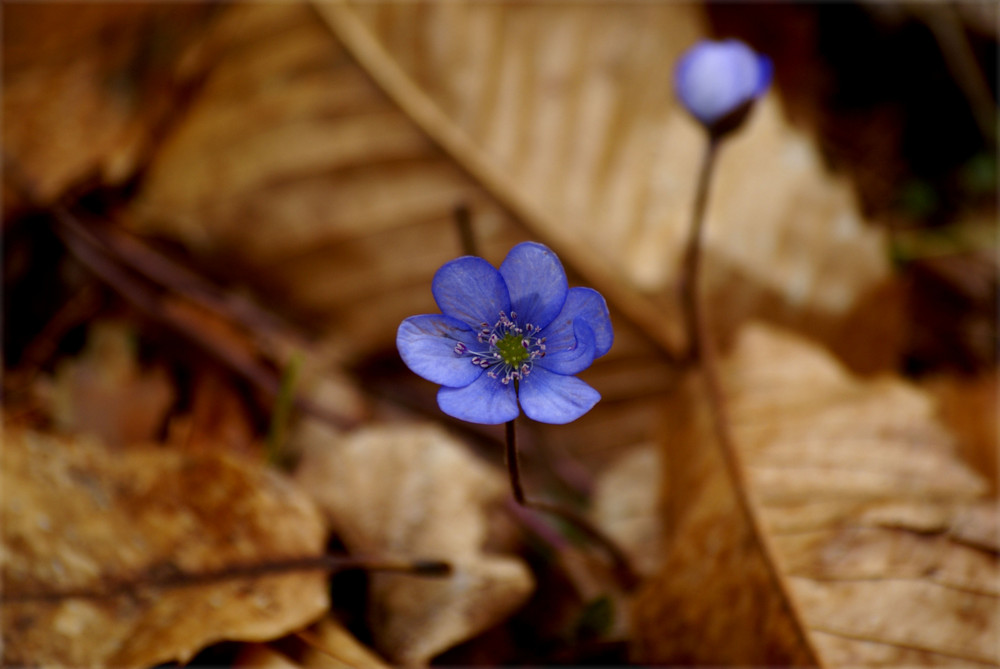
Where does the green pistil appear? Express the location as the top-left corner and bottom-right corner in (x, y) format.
(495, 333), (529, 367)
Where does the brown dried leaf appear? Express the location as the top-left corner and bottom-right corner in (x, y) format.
(130, 1), (900, 373)
(317, 1), (901, 372)
(2, 425), (329, 667)
(300, 616), (391, 668)
(591, 444), (664, 578)
(42, 320), (175, 448)
(632, 324), (998, 666)
(2, 4), (212, 203)
(294, 421), (534, 665)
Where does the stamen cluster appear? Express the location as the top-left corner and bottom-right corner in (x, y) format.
(453, 311), (546, 385)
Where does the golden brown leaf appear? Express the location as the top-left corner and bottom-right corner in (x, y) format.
(300, 616), (391, 668)
(631, 324), (998, 666)
(42, 320), (174, 448)
(294, 421), (534, 665)
(2, 4), (212, 203)
(317, 1), (902, 372)
(2, 425), (329, 667)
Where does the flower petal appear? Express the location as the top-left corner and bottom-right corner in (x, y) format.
(397, 314), (484, 387)
(518, 367), (601, 424)
(437, 373), (519, 425)
(543, 287), (613, 359)
(499, 242), (568, 329)
(538, 319), (597, 376)
(432, 256), (510, 328)
(675, 39), (771, 125)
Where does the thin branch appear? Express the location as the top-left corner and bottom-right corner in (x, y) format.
(2, 554), (451, 604)
(453, 202), (478, 257)
(49, 208), (360, 431)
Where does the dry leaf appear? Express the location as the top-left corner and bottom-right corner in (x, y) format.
(234, 644), (304, 669)
(2, 424), (329, 667)
(2, 4), (212, 203)
(130, 1), (901, 372)
(631, 324), (998, 666)
(930, 372), (998, 493)
(294, 421), (534, 665)
(591, 444), (664, 578)
(300, 616), (391, 668)
(316, 1), (901, 372)
(42, 320), (175, 448)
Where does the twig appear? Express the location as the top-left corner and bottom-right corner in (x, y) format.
(49, 207), (360, 431)
(2, 554), (451, 604)
(453, 202), (478, 257)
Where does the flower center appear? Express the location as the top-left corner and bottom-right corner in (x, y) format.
(454, 311), (546, 385)
(495, 332), (530, 367)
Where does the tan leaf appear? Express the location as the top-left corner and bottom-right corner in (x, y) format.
(42, 320), (175, 449)
(631, 324), (998, 666)
(591, 444), (664, 578)
(130, 1), (900, 373)
(2, 425), (329, 667)
(2, 4), (212, 203)
(314, 1), (901, 372)
(300, 616), (391, 668)
(294, 421), (534, 665)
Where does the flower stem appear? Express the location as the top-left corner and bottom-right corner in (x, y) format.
(504, 417), (639, 591)
(679, 137), (819, 661)
(679, 136), (719, 362)
(453, 202), (478, 257)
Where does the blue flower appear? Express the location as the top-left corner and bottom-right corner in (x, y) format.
(675, 39), (773, 133)
(397, 242), (613, 425)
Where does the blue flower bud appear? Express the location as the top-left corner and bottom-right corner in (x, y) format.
(675, 39), (773, 137)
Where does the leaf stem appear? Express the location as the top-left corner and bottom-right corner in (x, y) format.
(504, 416), (639, 591)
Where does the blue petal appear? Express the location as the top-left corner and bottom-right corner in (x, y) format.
(544, 287), (613, 359)
(437, 373), (519, 424)
(754, 53), (774, 97)
(432, 256), (510, 329)
(538, 319), (596, 376)
(518, 367), (601, 424)
(675, 39), (770, 124)
(397, 314), (484, 387)
(499, 242), (568, 329)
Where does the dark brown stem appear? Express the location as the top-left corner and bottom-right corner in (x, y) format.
(680, 138), (819, 662)
(2, 554), (451, 604)
(504, 417), (639, 591)
(454, 202), (478, 257)
(679, 136), (719, 363)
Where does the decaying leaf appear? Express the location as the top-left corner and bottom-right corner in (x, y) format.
(2, 424), (329, 667)
(42, 320), (175, 449)
(591, 444), (664, 578)
(2, 4), (213, 204)
(317, 0), (902, 372)
(300, 616), (391, 668)
(631, 324), (998, 666)
(130, 1), (902, 374)
(294, 421), (534, 665)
